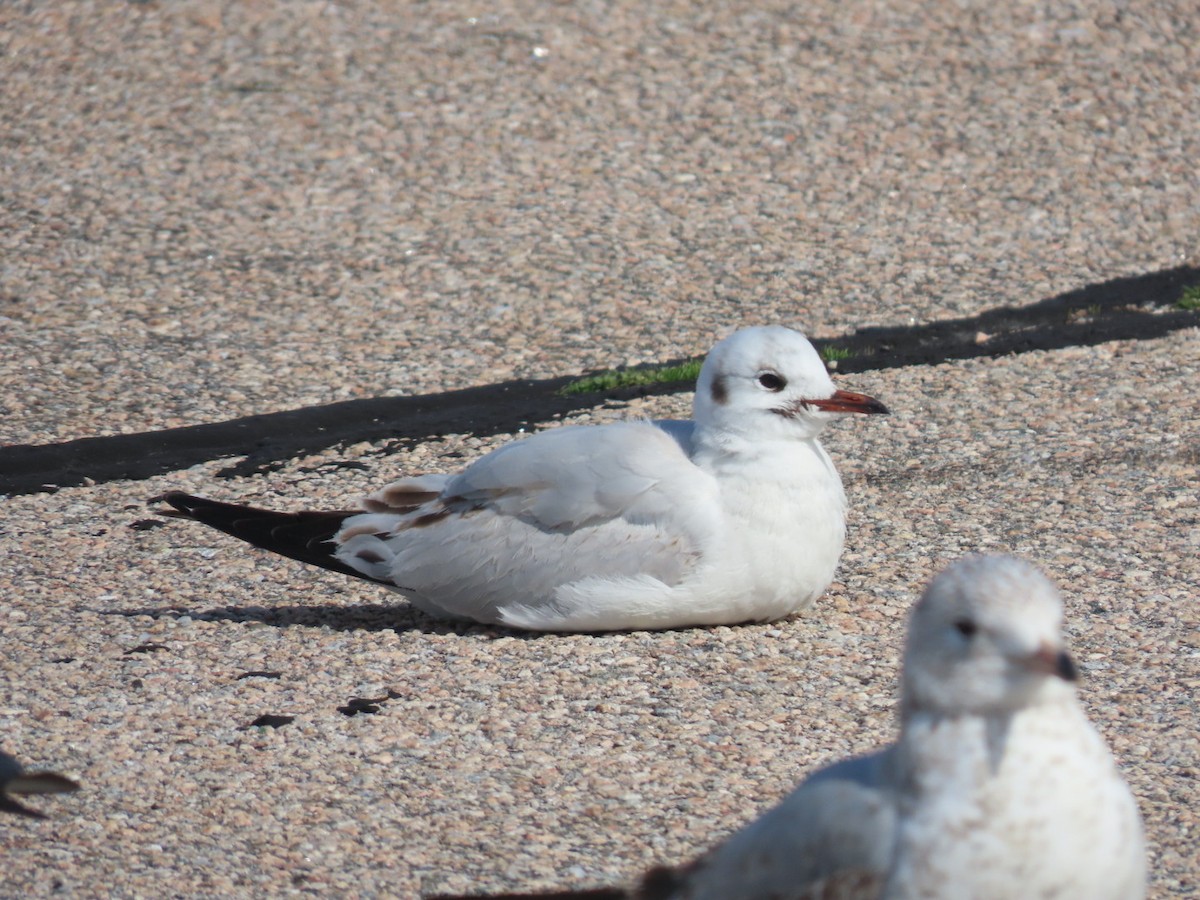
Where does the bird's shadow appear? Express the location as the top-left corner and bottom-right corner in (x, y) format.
(97, 602), (602, 639)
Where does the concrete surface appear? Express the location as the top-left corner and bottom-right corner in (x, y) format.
(1, 1), (1197, 896)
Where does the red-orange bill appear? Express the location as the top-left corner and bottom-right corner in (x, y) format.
(805, 389), (890, 415)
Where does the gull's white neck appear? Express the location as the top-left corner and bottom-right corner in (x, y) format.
(897, 692), (1079, 777)
(688, 426), (848, 619)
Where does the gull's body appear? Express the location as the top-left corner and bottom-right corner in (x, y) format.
(0, 748), (79, 819)
(163, 326), (887, 632)
(434, 556), (1146, 899)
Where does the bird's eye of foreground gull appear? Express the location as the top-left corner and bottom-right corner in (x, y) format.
(159, 325), (888, 633)
(428, 555), (1147, 900)
(0, 748), (79, 819)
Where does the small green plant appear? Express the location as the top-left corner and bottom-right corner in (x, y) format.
(559, 358), (703, 396)
(1178, 284), (1200, 311)
(820, 345), (852, 362)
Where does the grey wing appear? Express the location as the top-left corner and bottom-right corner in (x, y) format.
(442, 421), (715, 532)
(651, 419), (696, 457)
(333, 421), (724, 626)
(656, 749), (896, 900)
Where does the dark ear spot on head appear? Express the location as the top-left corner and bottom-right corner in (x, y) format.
(710, 374), (728, 405)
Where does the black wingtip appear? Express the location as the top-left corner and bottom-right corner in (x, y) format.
(154, 490), (203, 511)
(152, 491), (382, 583)
(152, 491), (209, 519)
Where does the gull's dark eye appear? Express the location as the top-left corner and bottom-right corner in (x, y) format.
(953, 619), (978, 639)
(757, 371), (787, 392)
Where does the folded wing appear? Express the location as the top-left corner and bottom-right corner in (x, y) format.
(651, 749), (895, 900)
(335, 422), (724, 627)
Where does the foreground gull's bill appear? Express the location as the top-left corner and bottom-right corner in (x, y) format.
(161, 325), (887, 632)
(430, 556), (1146, 900)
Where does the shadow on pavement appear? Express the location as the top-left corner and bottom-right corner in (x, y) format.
(3, 264), (1196, 495)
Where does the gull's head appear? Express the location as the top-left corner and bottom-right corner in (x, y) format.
(693, 325), (889, 442)
(901, 555), (1078, 718)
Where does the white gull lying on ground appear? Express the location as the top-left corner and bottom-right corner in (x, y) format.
(432, 555), (1146, 899)
(0, 747), (79, 819)
(161, 325), (887, 632)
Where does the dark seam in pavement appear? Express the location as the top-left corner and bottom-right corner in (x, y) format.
(2, 265), (1196, 496)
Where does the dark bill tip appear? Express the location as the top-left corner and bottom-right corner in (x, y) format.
(1029, 645), (1079, 682)
(1055, 649), (1079, 682)
(804, 389), (890, 416)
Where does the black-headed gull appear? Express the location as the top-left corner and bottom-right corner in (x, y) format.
(431, 556), (1146, 898)
(0, 748), (79, 819)
(161, 325), (887, 632)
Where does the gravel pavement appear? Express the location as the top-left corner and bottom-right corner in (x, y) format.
(2, 2), (1197, 897)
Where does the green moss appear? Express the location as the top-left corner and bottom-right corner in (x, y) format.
(820, 345), (853, 362)
(1178, 284), (1200, 311)
(558, 358), (703, 396)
